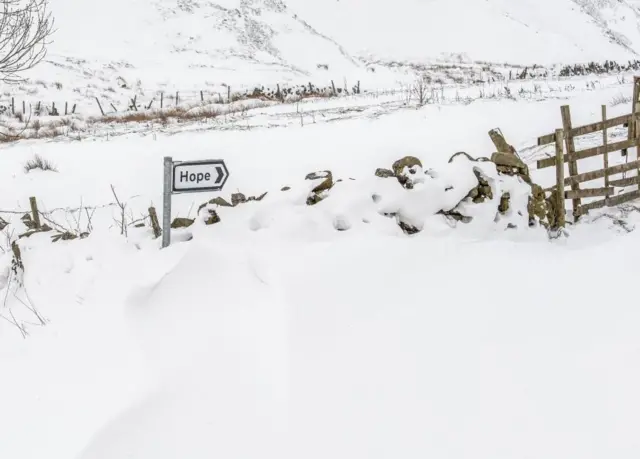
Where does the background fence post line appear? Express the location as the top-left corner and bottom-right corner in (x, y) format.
(162, 157), (173, 249)
(554, 129), (565, 229)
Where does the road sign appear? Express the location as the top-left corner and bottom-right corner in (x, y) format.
(172, 159), (229, 193)
(162, 156), (230, 248)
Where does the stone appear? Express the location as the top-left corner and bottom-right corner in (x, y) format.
(392, 156), (422, 176)
(171, 217), (195, 229)
(0, 217), (7, 231)
(438, 209), (473, 224)
(398, 220), (421, 235)
(249, 192), (268, 202)
(204, 209), (221, 225)
(281, 186), (291, 191)
(492, 152), (530, 180)
(375, 168), (395, 178)
(465, 169), (493, 204)
(305, 170), (333, 194)
(305, 170), (333, 205)
(499, 192), (510, 214)
(209, 197), (233, 207)
(392, 156), (423, 189)
(491, 152), (526, 169)
(527, 184), (552, 228)
(231, 193), (247, 206)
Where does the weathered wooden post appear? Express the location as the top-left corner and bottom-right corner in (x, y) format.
(602, 105), (609, 188)
(29, 197), (41, 229)
(148, 206), (161, 239)
(633, 77), (640, 190)
(95, 97), (105, 116)
(560, 105), (581, 219)
(554, 129), (566, 229)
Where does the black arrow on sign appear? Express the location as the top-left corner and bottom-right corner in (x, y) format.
(215, 166), (224, 184)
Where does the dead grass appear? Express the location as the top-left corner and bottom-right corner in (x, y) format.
(24, 154), (58, 173)
(611, 93), (632, 107)
(90, 104), (236, 125)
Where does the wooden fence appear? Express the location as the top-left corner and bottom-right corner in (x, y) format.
(536, 76), (640, 223)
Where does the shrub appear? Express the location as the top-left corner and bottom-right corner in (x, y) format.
(24, 154), (58, 173)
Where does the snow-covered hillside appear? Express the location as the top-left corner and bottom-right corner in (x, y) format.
(286, 0), (640, 65)
(21, 0), (640, 98)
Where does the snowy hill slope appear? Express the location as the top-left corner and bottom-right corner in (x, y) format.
(36, 0), (364, 89)
(3, 0), (640, 116)
(19, 0), (640, 96)
(286, 0), (640, 66)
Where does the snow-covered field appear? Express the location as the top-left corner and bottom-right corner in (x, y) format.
(3, 1), (640, 458)
(1, 70), (640, 458)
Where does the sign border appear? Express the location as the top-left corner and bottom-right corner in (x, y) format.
(171, 159), (229, 193)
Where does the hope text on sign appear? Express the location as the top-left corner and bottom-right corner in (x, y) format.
(172, 160), (229, 193)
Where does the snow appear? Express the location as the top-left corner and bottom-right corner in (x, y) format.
(1, 72), (640, 458)
(2, 2), (640, 458)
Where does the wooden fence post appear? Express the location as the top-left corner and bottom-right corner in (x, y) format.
(65, 101), (68, 116)
(148, 206), (161, 238)
(555, 129), (565, 229)
(95, 97), (105, 116)
(22, 100), (25, 115)
(561, 105), (581, 219)
(176, 91), (179, 106)
(11, 97), (14, 115)
(633, 77), (640, 190)
(200, 90), (204, 102)
(602, 105), (609, 188)
(227, 86), (231, 104)
(29, 197), (41, 229)
(160, 92), (164, 109)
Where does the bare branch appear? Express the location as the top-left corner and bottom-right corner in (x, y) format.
(0, 0), (54, 84)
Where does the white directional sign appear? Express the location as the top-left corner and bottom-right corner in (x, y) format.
(172, 159), (229, 193)
(162, 157), (230, 248)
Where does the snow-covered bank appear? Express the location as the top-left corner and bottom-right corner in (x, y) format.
(2, 227), (640, 459)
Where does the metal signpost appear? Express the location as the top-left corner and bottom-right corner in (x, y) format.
(162, 156), (230, 248)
